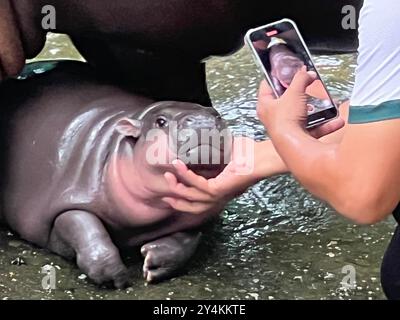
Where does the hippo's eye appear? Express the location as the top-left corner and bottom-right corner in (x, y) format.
(155, 117), (168, 128)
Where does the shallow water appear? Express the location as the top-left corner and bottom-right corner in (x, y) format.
(0, 34), (396, 300)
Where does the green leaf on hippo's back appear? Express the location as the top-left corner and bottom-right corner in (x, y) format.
(15, 61), (60, 80)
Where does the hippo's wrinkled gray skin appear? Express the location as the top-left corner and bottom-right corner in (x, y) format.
(0, 62), (231, 288)
(5, 0), (362, 105)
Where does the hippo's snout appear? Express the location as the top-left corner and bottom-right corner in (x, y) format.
(174, 110), (231, 178)
(137, 101), (232, 178)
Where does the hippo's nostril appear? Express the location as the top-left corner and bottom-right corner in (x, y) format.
(182, 115), (217, 129)
(183, 116), (195, 125)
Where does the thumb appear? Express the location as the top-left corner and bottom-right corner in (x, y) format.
(287, 66), (318, 95)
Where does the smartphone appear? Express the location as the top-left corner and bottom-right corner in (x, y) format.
(245, 18), (338, 128)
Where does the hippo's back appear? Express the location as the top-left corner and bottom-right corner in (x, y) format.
(0, 62), (152, 246)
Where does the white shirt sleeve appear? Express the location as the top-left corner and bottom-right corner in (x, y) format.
(350, 0), (400, 107)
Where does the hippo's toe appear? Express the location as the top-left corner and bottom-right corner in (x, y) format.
(141, 232), (201, 283)
(141, 242), (185, 283)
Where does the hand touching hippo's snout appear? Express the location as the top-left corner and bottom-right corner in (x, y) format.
(1, 62), (231, 288)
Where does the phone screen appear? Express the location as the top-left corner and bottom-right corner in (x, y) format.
(247, 20), (337, 127)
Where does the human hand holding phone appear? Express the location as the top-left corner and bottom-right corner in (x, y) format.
(246, 19), (338, 128)
(257, 67), (345, 138)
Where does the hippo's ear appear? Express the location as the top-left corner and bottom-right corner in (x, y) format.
(116, 118), (143, 138)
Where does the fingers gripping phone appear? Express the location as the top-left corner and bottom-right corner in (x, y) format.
(245, 19), (338, 128)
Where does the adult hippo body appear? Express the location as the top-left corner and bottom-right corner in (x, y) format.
(0, 61), (231, 287)
(4, 0), (362, 105)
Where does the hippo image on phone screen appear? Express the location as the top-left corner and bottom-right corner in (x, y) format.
(0, 61), (232, 288)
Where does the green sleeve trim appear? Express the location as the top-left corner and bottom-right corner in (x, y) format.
(349, 100), (400, 124)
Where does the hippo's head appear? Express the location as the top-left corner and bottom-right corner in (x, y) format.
(115, 102), (232, 179)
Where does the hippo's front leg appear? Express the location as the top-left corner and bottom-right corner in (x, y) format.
(141, 231), (202, 283)
(48, 210), (130, 288)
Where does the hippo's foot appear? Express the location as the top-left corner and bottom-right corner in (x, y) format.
(48, 210), (130, 289)
(141, 231), (202, 283)
(76, 242), (130, 289)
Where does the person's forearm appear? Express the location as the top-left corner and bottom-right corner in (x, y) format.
(252, 123), (346, 181)
(267, 124), (398, 224)
(269, 125), (340, 196)
(252, 139), (288, 180)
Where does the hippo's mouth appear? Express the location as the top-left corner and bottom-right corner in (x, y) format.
(176, 144), (230, 179)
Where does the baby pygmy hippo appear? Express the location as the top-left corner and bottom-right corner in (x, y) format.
(0, 61), (231, 288)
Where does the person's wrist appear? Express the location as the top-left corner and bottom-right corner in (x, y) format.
(249, 140), (287, 180)
(272, 115), (309, 136)
(267, 122), (308, 169)
(268, 149), (288, 176)
(267, 120), (298, 142)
